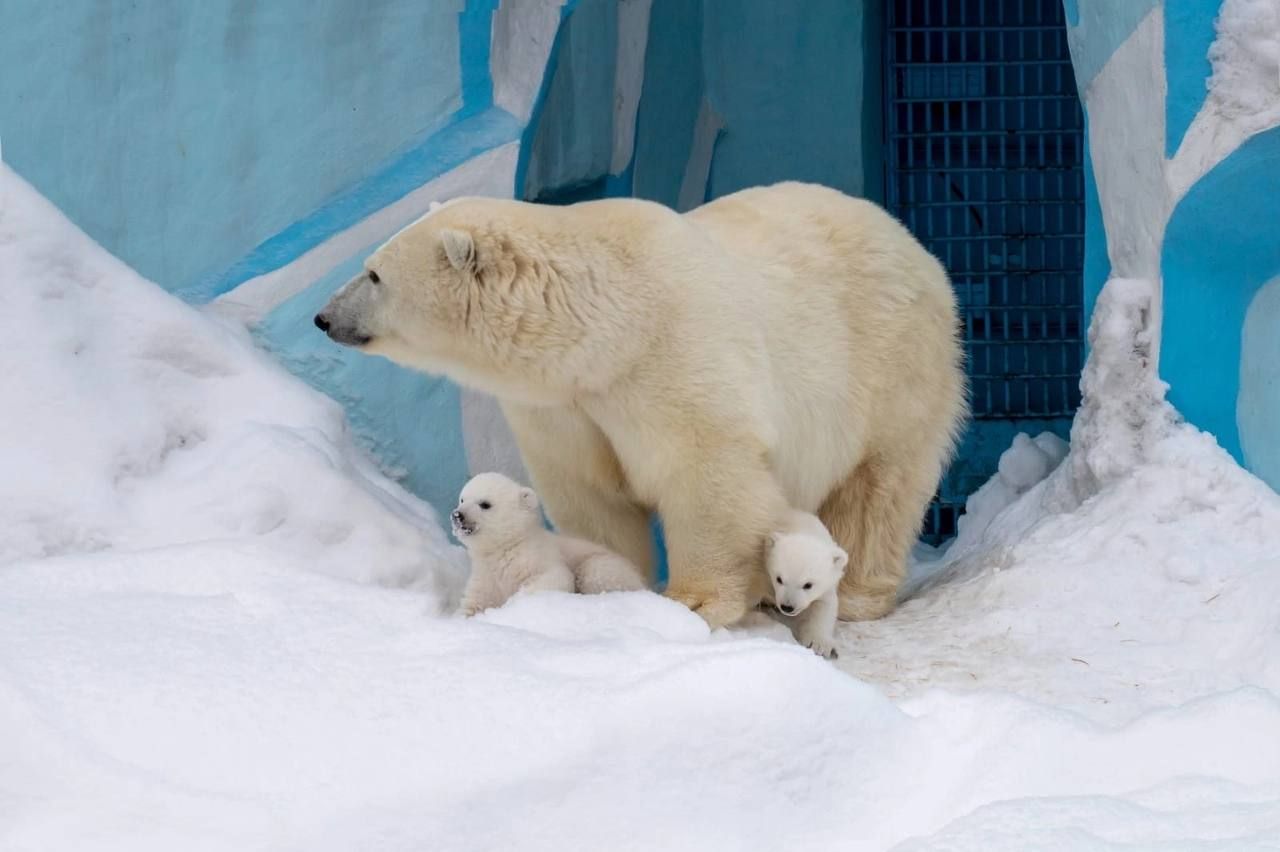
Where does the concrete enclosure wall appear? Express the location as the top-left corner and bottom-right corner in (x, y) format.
(0, 0), (474, 298)
(1064, 0), (1280, 492)
(525, 0), (883, 209)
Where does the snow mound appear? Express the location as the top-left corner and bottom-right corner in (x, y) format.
(3, 170), (1280, 851)
(1208, 0), (1280, 123)
(951, 430), (1068, 552)
(840, 278), (1280, 728)
(0, 166), (466, 606)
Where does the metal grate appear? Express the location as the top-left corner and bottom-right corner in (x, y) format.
(885, 0), (1085, 544)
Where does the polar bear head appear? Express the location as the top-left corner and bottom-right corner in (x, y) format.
(451, 472), (542, 551)
(765, 527), (848, 616)
(313, 197), (648, 405)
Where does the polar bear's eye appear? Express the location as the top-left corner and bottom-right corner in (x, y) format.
(774, 576), (782, 584)
(802, 582), (813, 590)
(367, 270), (380, 284)
(479, 501), (492, 510)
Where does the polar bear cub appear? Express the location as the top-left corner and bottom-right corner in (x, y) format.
(451, 472), (647, 616)
(764, 510), (849, 659)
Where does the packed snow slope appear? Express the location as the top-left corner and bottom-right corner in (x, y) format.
(2, 164), (1280, 851)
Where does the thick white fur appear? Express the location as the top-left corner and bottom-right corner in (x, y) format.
(452, 472), (646, 616)
(762, 510), (848, 659)
(318, 181), (966, 628)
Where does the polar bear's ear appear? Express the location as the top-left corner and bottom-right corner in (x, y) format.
(764, 532), (780, 553)
(518, 487), (539, 511)
(439, 228), (476, 271)
(831, 547), (849, 572)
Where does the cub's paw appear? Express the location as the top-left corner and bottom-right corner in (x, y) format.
(806, 640), (839, 660)
(796, 628), (838, 660)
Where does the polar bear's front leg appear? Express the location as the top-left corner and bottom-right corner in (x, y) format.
(501, 402), (657, 580)
(459, 573), (501, 617)
(791, 591), (839, 659)
(660, 453), (788, 629)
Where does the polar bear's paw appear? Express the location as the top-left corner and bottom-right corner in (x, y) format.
(665, 584), (750, 629)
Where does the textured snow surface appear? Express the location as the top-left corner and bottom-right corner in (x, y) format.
(1208, 0), (1280, 122)
(3, 166), (1280, 851)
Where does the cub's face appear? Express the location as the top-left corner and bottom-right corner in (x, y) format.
(450, 472), (542, 549)
(766, 532), (848, 616)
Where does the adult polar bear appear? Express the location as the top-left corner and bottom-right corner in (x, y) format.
(315, 182), (966, 627)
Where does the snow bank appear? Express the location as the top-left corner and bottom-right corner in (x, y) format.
(1169, 0), (1280, 201)
(3, 170), (1280, 850)
(840, 277), (1280, 728)
(0, 166), (466, 604)
(1207, 0), (1280, 124)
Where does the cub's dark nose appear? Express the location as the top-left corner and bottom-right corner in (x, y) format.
(314, 313), (331, 332)
(779, 604), (795, 615)
(450, 510), (465, 525)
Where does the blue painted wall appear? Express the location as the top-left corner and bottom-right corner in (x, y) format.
(630, 0), (707, 207)
(1239, 274), (1280, 489)
(1162, 3), (1217, 157)
(700, 0), (877, 202)
(1066, 0), (1280, 493)
(520, 0), (616, 200)
(534, 0), (883, 208)
(0, 0), (470, 295)
(1162, 126), (1280, 474)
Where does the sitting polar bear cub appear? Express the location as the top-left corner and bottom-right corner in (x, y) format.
(451, 472), (647, 616)
(763, 510), (849, 659)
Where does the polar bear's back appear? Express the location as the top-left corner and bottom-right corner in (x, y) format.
(685, 181), (951, 322)
(682, 182), (966, 510)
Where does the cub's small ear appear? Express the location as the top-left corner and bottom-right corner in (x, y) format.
(439, 228), (476, 271)
(764, 532), (780, 553)
(832, 547), (849, 572)
(518, 487), (539, 510)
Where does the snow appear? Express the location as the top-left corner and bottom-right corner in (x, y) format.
(951, 430), (1068, 551)
(1169, 0), (1280, 205)
(3, 164), (1280, 850)
(1207, 0), (1280, 125)
(0, 165), (467, 600)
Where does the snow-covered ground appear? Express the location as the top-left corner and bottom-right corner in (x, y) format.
(2, 163), (1279, 851)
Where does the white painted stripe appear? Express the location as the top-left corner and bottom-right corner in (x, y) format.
(209, 144), (519, 326)
(611, 0), (654, 175)
(492, 0), (570, 124)
(677, 98), (726, 212)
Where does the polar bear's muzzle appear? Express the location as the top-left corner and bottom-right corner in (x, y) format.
(314, 275), (377, 348)
(451, 509), (477, 538)
(314, 311), (372, 347)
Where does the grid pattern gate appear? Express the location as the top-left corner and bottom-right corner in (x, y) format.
(885, 0), (1086, 543)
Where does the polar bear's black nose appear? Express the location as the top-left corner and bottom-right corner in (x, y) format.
(778, 603), (795, 615)
(314, 313), (331, 332)
(451, 509), (465, 524)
